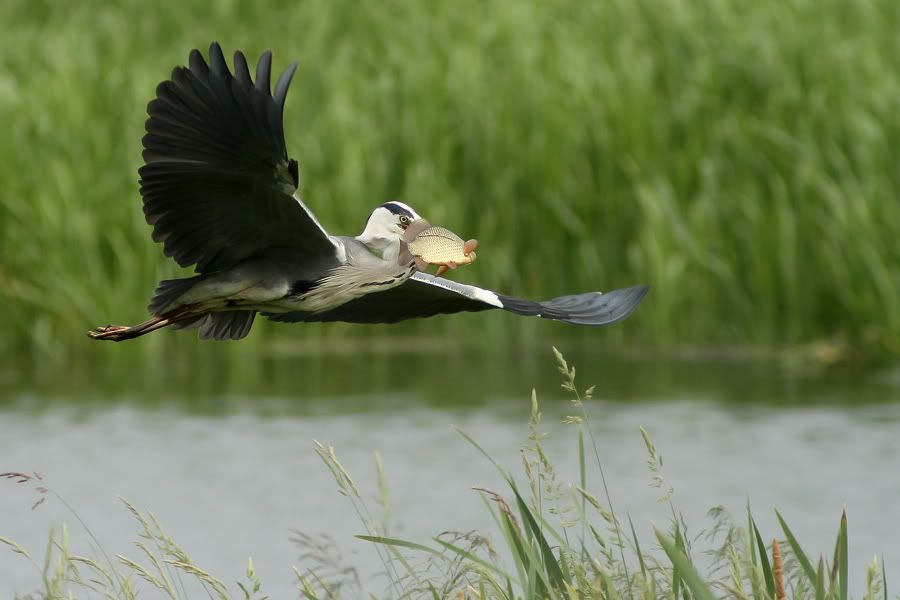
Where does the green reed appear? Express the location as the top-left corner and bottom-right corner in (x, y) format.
(1, 0), (898, 364)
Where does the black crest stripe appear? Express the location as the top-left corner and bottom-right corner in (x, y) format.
(380, 202), (415, 218)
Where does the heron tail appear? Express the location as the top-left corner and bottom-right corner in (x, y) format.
(89, 275), (256, 342)
(147, 275), (204, 315)
(172, 311), (256, 340)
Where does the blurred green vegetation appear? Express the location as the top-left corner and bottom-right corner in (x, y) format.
(1, 0), (898, 368)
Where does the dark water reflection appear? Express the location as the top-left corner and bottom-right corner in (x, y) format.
(2, 343), (895, 413)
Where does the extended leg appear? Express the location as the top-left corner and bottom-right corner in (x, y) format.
(87, 307), (196, 342)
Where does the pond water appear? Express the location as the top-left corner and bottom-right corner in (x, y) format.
(1, 348), (899, 597)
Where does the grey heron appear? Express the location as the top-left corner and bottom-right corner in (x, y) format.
(88, 43), (648, 342)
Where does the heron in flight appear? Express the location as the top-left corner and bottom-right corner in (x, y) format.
(89, 44), (647, 342)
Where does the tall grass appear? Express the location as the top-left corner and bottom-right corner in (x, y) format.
(1, 349), (889, 598)
(1, 0), (898, 363)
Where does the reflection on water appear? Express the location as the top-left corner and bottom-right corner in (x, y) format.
(1, 347), (899, 596)
(2, 343), (894, 411)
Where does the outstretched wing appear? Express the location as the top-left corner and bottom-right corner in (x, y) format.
(265, 272), (649, 325)
(141, 43), (338, 274)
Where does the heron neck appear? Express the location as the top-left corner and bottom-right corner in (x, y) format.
(356, 235), (401, 263)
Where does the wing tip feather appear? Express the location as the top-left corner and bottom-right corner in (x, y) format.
(579, 284), (649, 326)
(208, 42), (232, 79)
(188, 48), (209, 78)
(232, 50), (251, 85)
(255, 50), (273, 94)
(274, 61), (299, 109)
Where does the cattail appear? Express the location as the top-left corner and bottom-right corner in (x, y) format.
(773, 538), (786, 600)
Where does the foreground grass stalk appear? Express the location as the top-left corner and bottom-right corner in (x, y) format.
(553, 346), (631, 591)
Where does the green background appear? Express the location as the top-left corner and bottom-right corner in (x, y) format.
(1, 0), (898, 370)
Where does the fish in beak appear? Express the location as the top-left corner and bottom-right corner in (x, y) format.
(404, 220), (478, 277)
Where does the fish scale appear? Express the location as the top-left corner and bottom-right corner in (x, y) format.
(408, 226), (477, 265)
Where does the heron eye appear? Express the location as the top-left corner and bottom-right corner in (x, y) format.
(399, 215), (410, 225)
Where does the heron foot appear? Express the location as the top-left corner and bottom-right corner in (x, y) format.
(87, 314), (175, 342)
(87, 325), (131, 341)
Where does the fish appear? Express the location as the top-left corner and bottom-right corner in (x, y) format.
(405, 222), (478, 277)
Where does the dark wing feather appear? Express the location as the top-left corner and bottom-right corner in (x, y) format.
(495, 285), (649, 325)
(140, 42), (336, 273)
(265, 273), (648, 326)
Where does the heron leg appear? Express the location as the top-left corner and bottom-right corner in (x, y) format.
(87, 307), (196, 342)
(88, 317), (167, 341)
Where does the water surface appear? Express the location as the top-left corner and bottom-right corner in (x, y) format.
(2, 349), (898, 597)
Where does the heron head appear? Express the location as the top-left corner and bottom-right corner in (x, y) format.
(359, 201), (424, 242)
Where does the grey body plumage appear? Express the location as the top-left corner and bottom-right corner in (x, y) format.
(88, 44), (648, 342)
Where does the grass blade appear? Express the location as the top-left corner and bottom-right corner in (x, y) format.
(578, 427), (587, 561)
(432, 538), (508, 579)
(673, 522), (687, 600)
(578, 428), (586, 500)
(654, 528), (716, 600)
(839, 511), (848, 600)
(456, 428), (513, 482)
(599, 569), (621, 600)
(751, 513), (775, 597)
(356, 535), (445, 561)
(509, 484), (568, 591)
(628, 514), (648, 580)
(816, 555), (826, 600)
(776, 510), (817, 585)
(747, 507), (762, 600)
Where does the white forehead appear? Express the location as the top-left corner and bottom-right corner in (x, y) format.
(379, 201), (421, 221)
